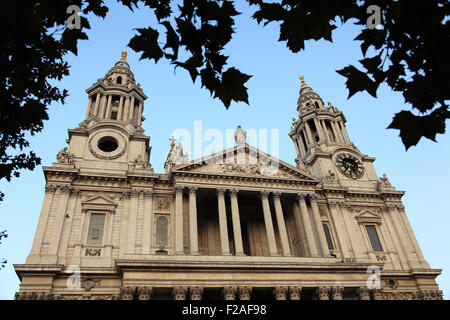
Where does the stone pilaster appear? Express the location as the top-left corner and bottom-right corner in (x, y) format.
(174, 185), (184, 255)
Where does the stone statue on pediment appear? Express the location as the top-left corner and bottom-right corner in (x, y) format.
(234, 125), (247, 146)
(56, 147), (73, 164)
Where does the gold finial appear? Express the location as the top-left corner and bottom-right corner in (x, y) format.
(121, 49), (127, 61)
(169, 136), (176, 149)
(299, 75), (306, 86)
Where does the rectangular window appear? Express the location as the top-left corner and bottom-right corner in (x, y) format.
(87, 213), (106, 245)
(365, 225), (383, 252)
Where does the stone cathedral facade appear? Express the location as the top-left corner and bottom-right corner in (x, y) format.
(14, 52), (442, 300)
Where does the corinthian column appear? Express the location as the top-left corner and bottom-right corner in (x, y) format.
(273, 192), (292, 256)
(309, 194), (331, 257)
(128, 95), (136, 121)
(230, 189), (244, 256)
(297, 193), (320, 257)
(260, 191), (278, 256)
(105, 95), (112, 119)
(174, 185), (184, 255)
(217, 188), (230, 255)
(118, 96), (124, 120)
(188, 186), (199, 255)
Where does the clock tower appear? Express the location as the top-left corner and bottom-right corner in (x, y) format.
(289, 76), (379, 190)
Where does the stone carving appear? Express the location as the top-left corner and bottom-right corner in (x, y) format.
(314, 287), (330, 300)
(385, 279), (399, 289)
(56, 147), (74, 164)
(238, 286), (252, 300)
(81, 279), (101, 291)
(323, 169), (336, 183)
(155, 196), (170, 211)
(189, 286), (204, 300)
(234, 125), (247, 146)
(418, 290), (443, 300)
(288, 286), (302, 300)
(85, 248), (101, 256)
(379, 173), (391, 187)
(172, 286), (187, 300)
(376, 254), (387, 262)
(222, 286), (237, 300)
(167, 142), (189, 166)
(371, 289), (385, 300)
(120, 287), (136, 300)
(354, 287), (371, 300)
(331, 286), (344, 300)
(273, 286), (288, 300)
(133, 154), (150, 169)
(137, 286), (153, 300)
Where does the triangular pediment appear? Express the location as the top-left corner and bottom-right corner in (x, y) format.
(355, 210), (381, 223)
(82, 195), (117, 206)
(172, 144), (317, 182)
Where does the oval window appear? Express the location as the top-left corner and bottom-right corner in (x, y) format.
(98, 136), (118, 152)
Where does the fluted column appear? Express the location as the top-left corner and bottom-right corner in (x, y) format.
(105, 95), (112, 119)
(128, 95), (136, 121)
(217, 188), (230, 255)
(174, 186), (184, 255)
(273, 192), (292, 256)
(93, 92), (101, 117)
(260, 190), (278, 256)
(230, 189), (244, 256)
(309, 195), (331, 257)
(189, 186), (199, 255)
(85, 97), (92, 120)
(118, 96), (125, 120)
(137, 101), (143, 126)
(297, 193), (320, 257)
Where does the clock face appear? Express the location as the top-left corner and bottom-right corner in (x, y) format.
(335, 153), (364, 179)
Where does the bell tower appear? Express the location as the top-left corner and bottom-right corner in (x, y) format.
(289, 76), (379, 189)
(65, 50), (153, 173)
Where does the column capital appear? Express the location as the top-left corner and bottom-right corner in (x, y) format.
(216, 188), (227, 197)
(137, 286), (153, 300)
(174, 185), (185, 194)
(143, 190), (154, 199)
(331, 286), (344, 300)
(354, 287), (371, 300)
(273, 286), (288, 300)
(273, 191), (282, 198)
(229, 188), (239, 196)
(172, 286), (187, 300)
(222, 286), (237, 300)
(314, 287), (330, 300)
(189, 286), (204, 300)
(259, 190), (270, 199)
(288, 286), (302, 300)
(296, 192), (307, 201)
(238, 286), (252, 300)
(188, 185), (198, 193)
(309, 194), (318, 201)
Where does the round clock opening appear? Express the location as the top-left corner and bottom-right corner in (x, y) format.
(98, 136), (118, 152)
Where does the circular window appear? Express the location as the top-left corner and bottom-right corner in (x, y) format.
(98, 136), (118, 152)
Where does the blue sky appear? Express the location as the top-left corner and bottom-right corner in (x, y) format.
(0, 2), (448, 299)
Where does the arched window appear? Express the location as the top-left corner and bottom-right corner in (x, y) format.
(314, 101), (320, 108)
(116, 76), (122, 84)
(156, 216), (168, 246)
(322, 223), (334, 250)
